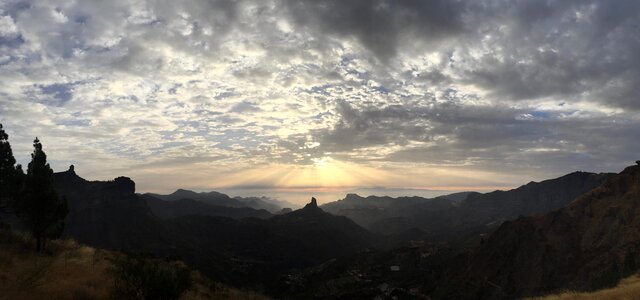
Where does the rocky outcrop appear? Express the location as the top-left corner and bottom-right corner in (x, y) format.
(53, 167), (163, 249)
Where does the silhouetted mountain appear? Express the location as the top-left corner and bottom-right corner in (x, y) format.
(323, 171), (611, 243)
(434, 164), (640, 299)
(233, 196), (292, 213)
(45, 170), (375, 293)
(52, 166), (166, 249)
(160, 197), (375, 290)
(268, 197), (374, 261)
(145, 189), (245, 207)
(143, 195), (273, 220)
(145, 189), (288, 212)
(322, 193), (448, 229)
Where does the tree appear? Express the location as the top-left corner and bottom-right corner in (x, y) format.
(14, 137), (68, 252)
(0, 123), (24, 212)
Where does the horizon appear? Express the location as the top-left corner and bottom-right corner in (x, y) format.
(2, 0), (639, 206)
(43, 161), (623, 206)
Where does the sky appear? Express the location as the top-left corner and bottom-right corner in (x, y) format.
(1, 0), (639, 205)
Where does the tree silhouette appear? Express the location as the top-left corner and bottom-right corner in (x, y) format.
(0, 123), (24, 212)
(14, 137), (68, 252)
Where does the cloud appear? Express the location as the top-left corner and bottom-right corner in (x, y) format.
(282, 0), (465, 61)
(0, 0), (639, 198)
(312, 99), (640, 175)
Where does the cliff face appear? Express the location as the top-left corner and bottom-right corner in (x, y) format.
(438, 165), (640, 299)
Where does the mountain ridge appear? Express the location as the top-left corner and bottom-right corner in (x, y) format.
(434, 164), (640, 299)
(322, 171), (613, 243)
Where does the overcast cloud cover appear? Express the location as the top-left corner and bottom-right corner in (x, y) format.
(1, 0), (639, 202)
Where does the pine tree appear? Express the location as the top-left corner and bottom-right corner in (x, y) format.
(0, 123), (24, 211)
(14, 137), (68, 252)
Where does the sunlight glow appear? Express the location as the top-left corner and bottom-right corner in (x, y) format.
(216, 157), (391, 190)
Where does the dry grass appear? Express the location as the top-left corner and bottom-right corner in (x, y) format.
(0, 233), (114, 300)
(0, 230), (269, 300)
(529, 275), (640, 300)
(183, 272), (270, 300)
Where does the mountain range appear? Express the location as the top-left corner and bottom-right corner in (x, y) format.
(3, 163), (639, 298)
(322, 171), (612, 245)
(144, 189), (292, 213)
(51, 166), (372, 292)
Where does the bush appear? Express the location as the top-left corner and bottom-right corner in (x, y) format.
(111, 254), (192, 300)
(623, 250), (638, 277)
(588, 261), (622, 291)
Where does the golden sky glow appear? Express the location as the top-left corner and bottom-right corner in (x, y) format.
(216, 157), (392, 190)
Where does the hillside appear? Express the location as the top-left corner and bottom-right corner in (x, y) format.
(530, 275), (640, 300)
(0, 228), (268, 300)
(435, 164), (640, 299)
(161, 198), (375, 290)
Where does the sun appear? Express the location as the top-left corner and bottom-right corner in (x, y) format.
(216, 157), (391, 192)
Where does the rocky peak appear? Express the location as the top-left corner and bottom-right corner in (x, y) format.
(112, 176), (135, 194)
(304, 197), (318, 209)
(53, 165), (85, 186)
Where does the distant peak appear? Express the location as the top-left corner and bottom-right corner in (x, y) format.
(304, 197), (319, 209)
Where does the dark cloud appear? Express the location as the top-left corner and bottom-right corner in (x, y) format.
(229, 101), (261, 113)
(313, 100), (640, 173)
(458, 0), (640, 109)
(281, 0), (640, 110)
(282, 0), (465, 61)
(38, 83), (74, 105)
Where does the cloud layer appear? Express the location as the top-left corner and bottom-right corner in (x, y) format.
(1, 0), (639, 200)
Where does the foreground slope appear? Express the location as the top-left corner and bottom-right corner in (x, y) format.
(437, 164), (640, 299)
(530, 275), (640, 300)
(0, 229), (268, 300)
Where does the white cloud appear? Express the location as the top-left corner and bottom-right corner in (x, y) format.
(1, 0), (639, 203)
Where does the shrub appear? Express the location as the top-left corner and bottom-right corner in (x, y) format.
(588, 261), (622, 291)
(111, 254), (192, 300)
(623, 250), (638, 277)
